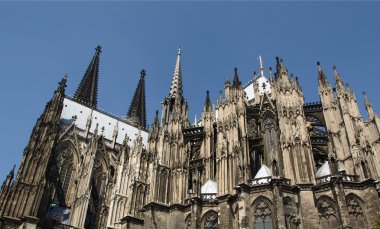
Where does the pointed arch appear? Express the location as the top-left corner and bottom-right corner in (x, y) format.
(51, 140), (78, 207)
(202, 210), (218, 229)
(345, 193), (366, 229)
(316, 196), (339, 229)
(251, 196), (273, 229)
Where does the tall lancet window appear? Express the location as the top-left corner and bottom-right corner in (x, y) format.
(52, 147), (73, 206)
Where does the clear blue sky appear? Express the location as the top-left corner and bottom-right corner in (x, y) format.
(0, 2), (379, 181)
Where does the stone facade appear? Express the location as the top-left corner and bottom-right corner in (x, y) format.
(0, 47), (380, 229)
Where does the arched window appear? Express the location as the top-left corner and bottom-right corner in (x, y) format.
(253, 197), (273, 229)
(52, 147), (73, 206)
(202, 210), (218, 229)
(346, 194), (366, 229)
(317, 197), (339, 229)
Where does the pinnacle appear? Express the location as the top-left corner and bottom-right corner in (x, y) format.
(204, 90), (211, 111)
(317, 61), (328, 84)
(232, 67), (241, 88)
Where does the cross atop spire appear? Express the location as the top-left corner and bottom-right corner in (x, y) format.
(74, 45), (101, 108)
(127, 69), (147, 128)
(168, 46), (183, 98)
(177, 46), (182, 55)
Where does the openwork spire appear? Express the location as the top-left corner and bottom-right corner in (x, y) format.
(74, 45), (101, 108)
(127, 69), (147, 128)
(168, 46), (183, 98)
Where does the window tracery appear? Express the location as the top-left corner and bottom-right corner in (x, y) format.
(52, 147), (73, 206)
(346, 195), (366, 228)
(202, 210), (218, 229)
(253, 197), (273, 229)
(317, 197), (339, 229)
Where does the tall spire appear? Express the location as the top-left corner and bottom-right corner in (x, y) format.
(168, 46), (183, 98)
(74, 45), (101, 108)
(127, 69), (147, 128)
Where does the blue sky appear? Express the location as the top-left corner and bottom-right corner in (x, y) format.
(0, 2), (379, 181)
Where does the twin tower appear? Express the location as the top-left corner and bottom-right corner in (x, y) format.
(0, 46), (380, 229)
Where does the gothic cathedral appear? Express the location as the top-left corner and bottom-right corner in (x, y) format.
(1, 46), (380, 229)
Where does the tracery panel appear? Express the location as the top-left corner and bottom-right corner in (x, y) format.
(202, 210), (218, 229)
(317, 197), (339, 229)
(253, 197), (273, 229)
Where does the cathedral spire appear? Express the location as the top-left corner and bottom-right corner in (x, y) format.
(74, 45), (101, 108)
(168, 46), (183, 98)
(126, 69), (147, 128)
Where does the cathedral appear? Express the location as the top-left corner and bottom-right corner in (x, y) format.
(0, 46), (380, 229)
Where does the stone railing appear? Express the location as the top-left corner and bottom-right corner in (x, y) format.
(316, 175), (331, 184)
(251, 176), (272, 186)
(316, 174), (359, 184)
(201, 193), (217, 201)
